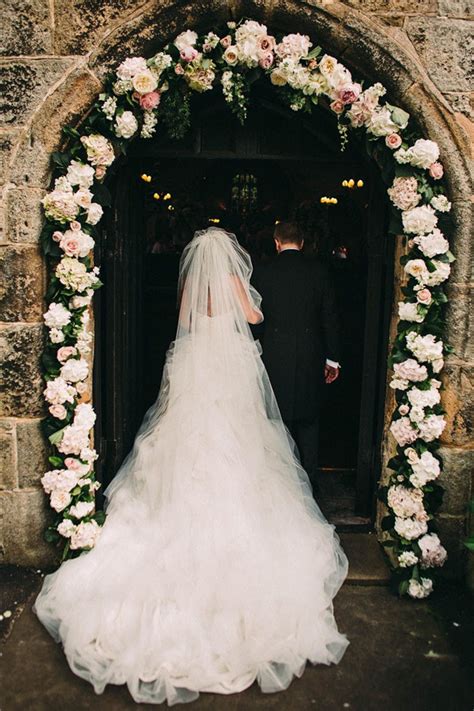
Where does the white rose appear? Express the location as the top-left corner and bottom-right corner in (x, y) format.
(404, 259), (429, 283)
(69, 291), (93, 310)
(44, 302), (71, 329)
(223, 46), (240, 65)
(174, 30), (198, 51)
(115, 111), (138, 139)
(406, 332), (443, 363)
(425, 260), (450, 286)
(59, 229), (95, 258)
(80, 446), (98, 463)
(366, 107), (399, 137)
(60, 358), (89, 383)
(86, 202), (103, 225)
(70, 520), (101, 549)
(132, 70), (158, 95)
(57, 424), (90, 455)
(394, 516), (428, 540)
(402, 205), (438, 235)
(50, 490), (72, 512)
(43, 377), (76, 405)
(418, 414), (446, 442)
(393, 359), (428, 383)
(414, 229), (449, 258)
(73, 188), (93, 209)
(66, 160), (95, 188)
(408, 577), (433, 599)
(57, 518), (76, 538)
(74, 402), (96, 430)
(50, 328), (65, 344)
(430, 195), (451, 213)
(407, 386), (440, 409)
(409, 139), (440, 169)
(69, 500), (95, 519)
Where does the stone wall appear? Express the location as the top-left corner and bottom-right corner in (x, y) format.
(0, 0), (472, 572)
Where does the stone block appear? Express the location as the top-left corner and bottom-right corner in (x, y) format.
(438, 446), (474, 516)
(0, 246), (45, 322)
(54, 0), (150, 55)
(0, 324), (44, 418)
(10, 68), (101, 188)
(0, 59), (74, 127)
(441, 364), (474, 448)
(444, 92), (474, 120)
(347, 0), (436, 11)
(0, 488), (58, 567)
(0, 419), (18, 490)
(0, 129), (22, 187)
(1, 0), (52, 56)
(4, 187), (45, 244)
(17, 419), (49, 489)
(448, 200), (474, 285)
(445, 284), (473, 361)
(406, 17), (474, 93)
(438, 0), (474, 18)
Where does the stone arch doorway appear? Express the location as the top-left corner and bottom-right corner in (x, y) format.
(93, 87), (394, 526)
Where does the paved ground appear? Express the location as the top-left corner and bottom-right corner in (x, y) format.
(1, 538), (473, 711)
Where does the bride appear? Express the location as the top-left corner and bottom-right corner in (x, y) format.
(34, 227), (349, 705)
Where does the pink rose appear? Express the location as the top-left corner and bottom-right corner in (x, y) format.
(174, 63), (185, 75)
(259, 36), (276, 52)
(49, 404), (67, 420)
(429, 162), (443, 180)
(95, 166), (106, 180)
(69, 220), (82, 232)
(220, 35), (232, 49)
(57, 346), (77, 364)
(180, 47), (198, 62)
(330, 100), (345, 115)
(386, 133), (402, 150)
(258, 52), (274, 70)
(61, 236), (80, 256)
(417, 288), (432, 305)
(52, 230), (63, 242)
(308, 59), (318, 70)
(139, 91), (160, 110)
(337, 83), (361, 105)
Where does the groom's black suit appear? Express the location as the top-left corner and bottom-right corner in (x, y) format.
(252, 249), (341, 484)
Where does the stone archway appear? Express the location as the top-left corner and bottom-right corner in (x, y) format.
(1, 0), (472, 574)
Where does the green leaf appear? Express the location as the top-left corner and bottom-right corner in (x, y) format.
(49, 427), (66, 445)
(398, 579), (409, 596)
(464, 538), (474, 551)
(306, 45), (322, 59)
(48, 455), (64, 467)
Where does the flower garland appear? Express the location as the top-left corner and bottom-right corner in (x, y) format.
(39, 19), (453, 594)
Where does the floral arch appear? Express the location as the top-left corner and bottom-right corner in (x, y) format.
(39, 19), (454, 598)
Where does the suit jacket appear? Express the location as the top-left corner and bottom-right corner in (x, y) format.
(252, 250), (341, 422)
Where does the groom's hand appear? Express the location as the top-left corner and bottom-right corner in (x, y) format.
(324, 364), (340, 384)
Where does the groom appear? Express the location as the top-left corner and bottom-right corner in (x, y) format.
(252, 221), (341, 490)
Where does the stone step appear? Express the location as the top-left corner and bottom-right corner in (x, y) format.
(340, 532), (391, 586)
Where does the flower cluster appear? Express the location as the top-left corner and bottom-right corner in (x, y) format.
(38, 20), (452, 592)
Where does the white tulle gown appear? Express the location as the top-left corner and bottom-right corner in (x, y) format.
(34, 228), (349, 705)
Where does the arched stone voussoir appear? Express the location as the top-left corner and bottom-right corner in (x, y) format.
(10, 65), (102, 189)
(88, 0), (231, 78)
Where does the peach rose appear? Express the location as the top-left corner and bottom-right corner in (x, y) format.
(220, 35), (232, 49)
(330, 99), (345, 114)
(49, 404), (67, 420)
(174, 64), (185, 75)
(139, 91), (160, 110)
(385, 133), (402, 150)
(259, 36), (275, 52)
(429, 162), (443, 180)
(95, 166), (106, 180)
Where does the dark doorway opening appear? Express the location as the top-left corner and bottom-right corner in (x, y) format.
(94, 94), (393, 528)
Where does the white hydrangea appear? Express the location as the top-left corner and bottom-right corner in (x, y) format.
(116, 56), (148, 80)
(425, 260), (451, 286)
(408, 577), (433, 599)
(115, 111), (138, 139)
(57, 424), (90, 455)
(43, 377), (76, 405)
(406, 332), (443, 364)
(402, 205), (438, 235)
(42, 177), (79, 223)
(56, 257), (99, 292)
(395, 139), (440, 170)
(394, 516), (428, 540)
(70, 519), (101, 550)
(44, 302), (71, 329)
(409, 450), (441, 488)
(418, 414), (446, 442)
(49, 328), (65, 344)
(390, 417), (418, 447)
(66, 160), (95, 188)
(80, 446), (98, 463)
(100, 95), (117, 121)
(398, 302), (424, 323)
(407, 386), (440, 409)
(418, 533), (447, 568)
(366, 106), (399, 137)
(57, 518), (76, 538)
(73, 402), (96, 430)
(174, 30), (198, 51)
(388, 485), (425, 519)
(80, 134), (115, 167)
(414, 229), (449, 258)
(398, 551), (418, 567)
(85, 203), (103, 225)
(393, 359), (429, 383)
(41, 468), (79, 494)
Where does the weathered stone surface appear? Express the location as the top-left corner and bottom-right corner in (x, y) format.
(439, 446), (474, 516)
(4, 187), (44, 244)
(438, 0), (474, 18)
(16, 419), (49, 489)
(445, 284), (473, 361)
(347, 0), (436, 11)
(444, 92), (474, 120)
(0, 246), (45, 322)
(1, 0), (52, 56)
(54, 0), (149, 55)
(10, 68), (101, 188)
(0, 59), (74, 127)
(0, 489), (57, 567)
(0, 324), (44, 418)
(441, 364), (474, 447)
(406, 18), (474, 93)
(448, 200), (474, 285)
(0, 129), (22, 186)
(437, 514), (467, 578)
(0, 420), (17, 490)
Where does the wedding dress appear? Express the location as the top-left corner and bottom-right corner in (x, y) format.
(34, 228), (349, 705)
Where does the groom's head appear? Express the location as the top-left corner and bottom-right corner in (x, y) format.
(274, 221), (304, 253)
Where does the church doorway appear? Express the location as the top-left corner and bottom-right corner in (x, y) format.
(93, 90), (393, 528)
